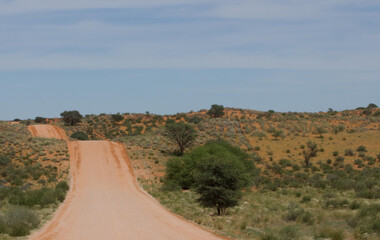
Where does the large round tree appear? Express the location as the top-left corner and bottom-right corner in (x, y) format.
(60, 110), (83, 126)
(165, 140), (254, 215)
(207, 104), (225, 118)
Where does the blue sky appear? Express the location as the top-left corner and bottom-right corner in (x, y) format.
(0, 1), (379, 120)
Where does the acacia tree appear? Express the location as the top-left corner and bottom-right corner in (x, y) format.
(302, 141), (318, 167)
(164, 140), (254, 215)
(164, 122), (197, 155)
(60, 110), (83, 126)
(315, 126), (327, 138)
(111, 113), (123, 123)
(195, 156), (245, 215)
(34, 116), (46, 124)
(207, 104), (225, 118)
(367, 103), (378, 109)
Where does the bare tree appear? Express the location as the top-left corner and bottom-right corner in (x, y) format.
(164, 122), (197, 155)
(302, 141), (318, 167)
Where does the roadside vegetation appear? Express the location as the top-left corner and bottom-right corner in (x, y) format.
(120, 105), (379, 240)
(0, 122), (69, 238)
(6, 104), (380, 239)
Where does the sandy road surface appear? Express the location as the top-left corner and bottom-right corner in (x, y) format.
(28, 125), (223, 240)
(28, 125), (68, 140)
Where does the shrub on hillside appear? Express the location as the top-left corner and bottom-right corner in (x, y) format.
(344, 149), (354, 156)
(70, 131), (89, 140)
(0, 154), (11, 166)
(111, 113), (123, 123)
(367, 103), (378, 109)
(357, 145), (367, 152)
(34, 116), (46, 123)
(187, 116), (203, 124)
(207, 104), (225, 118)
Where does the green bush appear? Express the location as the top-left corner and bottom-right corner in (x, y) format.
(34, 116), (46, 123)
(187, 116), (203, 124)
(70, 131), (89, 140)
(0, 206), (40, 236)
(56, 181), (69, 192)
(357, 145), (367, 152)
(54, 181), (70, 202)
(344, 149), (354, 156)
(207, 104), (225, 118)
(111, 113), (123, 123)
(21, 188), (56, 207)
(0, 154), (11, 166)
(8, 182), (69, 207)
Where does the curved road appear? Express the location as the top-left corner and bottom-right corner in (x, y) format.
(28, 125), (223, 240)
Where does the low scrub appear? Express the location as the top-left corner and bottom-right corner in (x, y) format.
(0, 206), (40, 237)
(7, 181), (69, 207)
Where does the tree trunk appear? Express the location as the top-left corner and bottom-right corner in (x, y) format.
(217, 208), (221, 216)
(305, 157), (309, 167)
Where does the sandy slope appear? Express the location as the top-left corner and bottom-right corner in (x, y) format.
(28, 125), (68, 140)
(27, 125), (223, 240)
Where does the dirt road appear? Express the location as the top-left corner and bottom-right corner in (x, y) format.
(28, 125), (223, 240)
(28, 125), (68, 140)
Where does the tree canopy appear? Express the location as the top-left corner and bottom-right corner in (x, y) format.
(111, 113), (123, 123)
(60, 110), (83, 126)
(315, 126), (327, 138)
(164, 140), (255, 215)
(207, 104), (225, 118)
(34, 116), (46, 124)
(367, 103), (378, 109)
